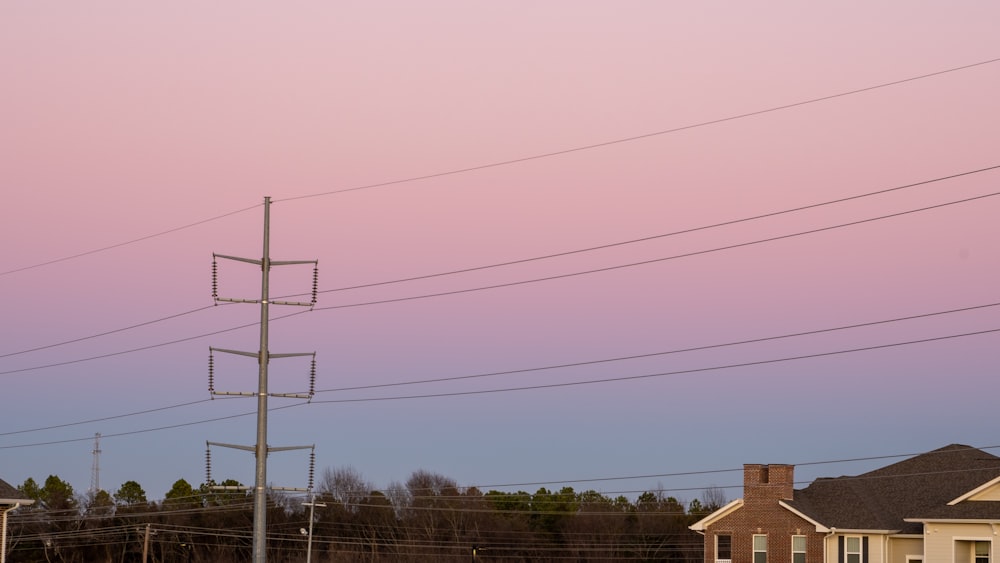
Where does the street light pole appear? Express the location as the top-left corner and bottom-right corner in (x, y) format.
(301, 496), (326, 563)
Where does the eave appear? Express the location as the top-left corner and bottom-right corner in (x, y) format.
(689, 499), (744, 532)
(948, 475), (1000, 505)
(904, 518), (1000, 524)
(828, 528), (900, 535)
(778, 500), (830, 533)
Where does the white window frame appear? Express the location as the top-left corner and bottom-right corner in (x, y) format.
(754, 534), (768, 563)
(973, 539), (990, 563)
(845, 536), (863, 563)
(954, 536), (991, 563)
(792, 535), (807, 563)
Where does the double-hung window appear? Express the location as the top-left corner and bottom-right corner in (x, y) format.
(792, 535), (807, 563)
(975, 541), (989, 563)
(754, 534), (768, 563)
(715, 534), (732, 563)
(845, 537), (862, 563)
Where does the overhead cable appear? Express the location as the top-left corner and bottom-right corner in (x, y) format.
(2, 326), (995, 449)
(4, 300), (996, 437)
(2, 188), (997, 378)
(4, 57), (995, 277)
(6, 163), (997, 365)
(276, 57), (1000, 202)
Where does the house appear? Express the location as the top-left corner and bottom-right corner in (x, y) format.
(1, 477), (34, 563)
(690, 444), (1000, 563)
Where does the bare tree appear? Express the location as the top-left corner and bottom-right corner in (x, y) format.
(701, 485), (728, 511)
(405, 470), (457, 499)
(384, 480), (411, 519)
(319, 466), (373, 514)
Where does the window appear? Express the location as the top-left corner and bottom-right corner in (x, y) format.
(716, 534), (732, 562)
(792, 535), (807, 563)
(975, 541), (989, 563)
(845, 537), (862, 563)
(754, 535), (768, 563)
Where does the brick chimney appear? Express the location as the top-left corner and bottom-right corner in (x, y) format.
(743, 464), (794, 504)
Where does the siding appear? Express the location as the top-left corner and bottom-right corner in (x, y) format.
(922, 523), (996, 563)
(887, 537), (923, 563)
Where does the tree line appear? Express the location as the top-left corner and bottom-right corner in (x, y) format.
(7, 468), (723, 562)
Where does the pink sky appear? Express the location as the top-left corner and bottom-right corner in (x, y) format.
(2, 2), (999, 502)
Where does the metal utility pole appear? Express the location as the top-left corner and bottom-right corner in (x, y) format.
(210, 196), (319, 563)
(90, 433), (102, 494)
(251, 196), (273, 563)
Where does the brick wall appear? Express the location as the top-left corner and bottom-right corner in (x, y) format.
(744, 464), (794, 505)
(703, 464), (825, 563)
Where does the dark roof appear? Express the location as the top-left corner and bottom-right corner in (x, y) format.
(0, 477), (31, 503)
(785, 444), (1000, 533)
(912, 499), (1000, 520)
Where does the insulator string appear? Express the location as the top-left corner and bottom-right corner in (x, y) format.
(205, 443), (212, 485)
(308, 448), (316, 491)
(310, 264), (319, 307)
(308, 355), (316, 399)
(211, 256), (219, 302)
(208, 348), (215, 397)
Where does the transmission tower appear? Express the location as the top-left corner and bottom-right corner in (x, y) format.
(90, 433), (101, 494)
(209, 196), (319, 563)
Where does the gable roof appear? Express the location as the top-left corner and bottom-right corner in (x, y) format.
(0, 478), (33, 505)
(948, 474), (1000, 505)
(785, 444), (1000, 534)
(689, 499), (744, 531)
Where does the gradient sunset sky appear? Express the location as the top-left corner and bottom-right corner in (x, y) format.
(2, 2), (999, 503)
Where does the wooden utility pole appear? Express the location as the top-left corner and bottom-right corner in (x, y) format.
(141, 524), (151, 563)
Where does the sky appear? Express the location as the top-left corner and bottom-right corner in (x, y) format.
(1, 2), (999, 506)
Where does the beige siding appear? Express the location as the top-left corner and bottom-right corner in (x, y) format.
(823, 534), (897, 563)
(821, 534), (924, 563)
(922, 522), (996, 563)
(968, 485), (1000, 501)
(887, 537), (923, 563)
(872, 535), (887, 563)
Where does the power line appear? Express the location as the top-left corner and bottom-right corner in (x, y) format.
(468, 446), (1000, 492)
(317, 458), (1000, 510)
(3, 57), (995, 279)
(110, 449), (1000, 512)
(12, 444), (1000, 521)
(0, 399), (215, 437)
(3, 187), (996, 378)
(268, 465), (1000, 511)
(0, 204), (261, 278)
(309, 189), (1000, 312)
(0, 313), (278, 376)
(286, 444), (1000, 500)
(3, 325), (993, 450)
(4, 299), (995, 438)
(309, 326), (999, 404)
(6, 164), (996, 368)
(275, 57), (1000, 203)
(315, 300), (1000, 393)
(0, 401), (306, 450)
(0, 304), (217, 360)
(300, 164), (1000, 296)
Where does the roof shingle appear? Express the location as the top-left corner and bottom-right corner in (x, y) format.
(785, 444), (1000, 533)
(0, 477), (31, 503)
